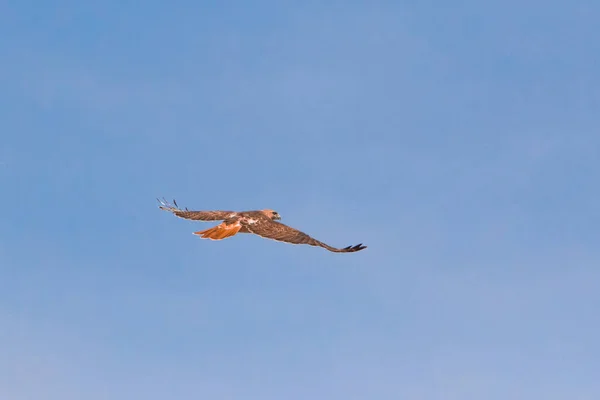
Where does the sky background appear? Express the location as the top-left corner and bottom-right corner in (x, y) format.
(1, 1), (599, 399)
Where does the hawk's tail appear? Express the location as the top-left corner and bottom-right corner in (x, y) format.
(193, 223), (241, 240)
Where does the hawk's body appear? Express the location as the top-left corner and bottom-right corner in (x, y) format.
(158, 199), (366, 253)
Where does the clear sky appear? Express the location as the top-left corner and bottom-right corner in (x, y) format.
(1, 1), (599, 399)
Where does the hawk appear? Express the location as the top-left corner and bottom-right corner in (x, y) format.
(158, 198), (367, 253)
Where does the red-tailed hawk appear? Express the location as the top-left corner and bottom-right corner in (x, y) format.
(158, 198), (367, 253)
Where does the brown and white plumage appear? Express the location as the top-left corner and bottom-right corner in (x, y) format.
(158, 198), (366, 253)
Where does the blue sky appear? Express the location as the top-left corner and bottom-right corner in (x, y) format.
(1, 1), (599, 399)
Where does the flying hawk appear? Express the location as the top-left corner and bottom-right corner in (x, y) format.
(158, 198), (366, 253)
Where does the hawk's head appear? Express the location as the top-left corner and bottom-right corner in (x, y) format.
(262, 209), (281, 220)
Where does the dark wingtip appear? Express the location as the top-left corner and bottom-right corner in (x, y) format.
(157, 197), (180, 212)
(343, 243), (367, 252)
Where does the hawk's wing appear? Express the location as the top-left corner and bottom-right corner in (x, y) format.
(242, 218), (366, 253)
(158, 198), (236, 221)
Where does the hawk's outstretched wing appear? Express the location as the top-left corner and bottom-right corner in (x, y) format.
(158, 198), (236, 221)
(242, 218), (366, 253)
